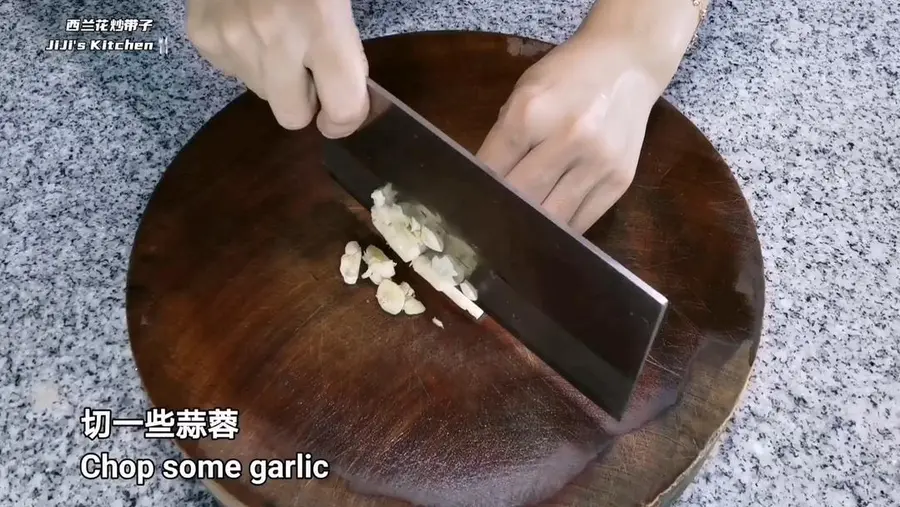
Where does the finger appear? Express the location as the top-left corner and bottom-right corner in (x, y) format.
(308, 44), (369, 138)
(542, 162), (604, 224)
(475, 118), (530, 177)
(504, 136), (577, 205)
(263, 41), (317, 130)
(306, 9), (369, 138)
(565, 114), (641, 232)
(477, 85), (557, 176)
(569, 162), (636, 233)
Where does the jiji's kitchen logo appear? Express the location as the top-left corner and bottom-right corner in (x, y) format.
(45, 18), (170, 55)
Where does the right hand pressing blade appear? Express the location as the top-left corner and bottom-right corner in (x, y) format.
(186, 0), (370, 138)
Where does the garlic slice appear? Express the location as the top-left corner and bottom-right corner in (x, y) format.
(362, 259), (395, 280)
(376, 279), (406, 315)
(361, 262), (395, 283)
(412, 255), (483, 319)
(361, 245), (396, 284)
(431, 255), (458, 280)
(441, 285), (484, 320)
(412, 255), (454, 291)
(371, 184), (397, 208)
(363, 245), (390, 265)
(399, 282), (415, 297)
(432, 317), (444, 329)
(372, 189), (387, 208)
(419, 225), (444, 252)
(386, 205), (411, 227)
(345, 241), (361, 256)
(339, 248), (362, 285)
(459, 281), (478, 301)
(403, 298), (426, 315)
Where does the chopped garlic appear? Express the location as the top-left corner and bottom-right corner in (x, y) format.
(382, 184), (397, 204)
(399, 282), (415, 297)
(435, 233), (477, 280)
(372, 204), (409, 227)
(411, 255), (484, 319)
(432, 317), (444, 329)
(361, 244), (396, 284)
(376, 279), (406, 315)
(431, 255), (458, 280)
(419, 225), (444, 252)
(363, 245), (389, 264)
(459, 281), (478, 301)
(441, 285), (484, 320)
(362, 258), (395, 280)
(372, 189), (387, 208)
(386, 205), (410, 227)
(366, 183), (484, 320)
(339, 249), (362, 285)
(403, 298), (426, 315)
(371, 184), (397, 207)
(372, 218), (424, 263)
(412, 255), (454, 291)
(345, 241), (361, 256)
(371, 205), (392, 226)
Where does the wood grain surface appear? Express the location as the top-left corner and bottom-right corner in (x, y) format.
(126, 32), (765, 507)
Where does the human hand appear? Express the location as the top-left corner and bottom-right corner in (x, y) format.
(477, 36), (664, 233)
(186, 0), (369, 138)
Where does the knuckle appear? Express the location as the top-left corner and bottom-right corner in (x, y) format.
(249, 19), (274, 45)
(219, 21), (251, 49)
(572, 123), (627, 163)
(567, 117), (602, 145)
(494, 86), (549, 149)
(247, 6), (279, 45)
(610, 165), (636, 190)
(186, 19), (218, 50)
(504, 85), (550, 126)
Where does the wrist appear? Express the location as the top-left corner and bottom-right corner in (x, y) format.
(573, 0), (698, 94)
(565, 32), (669, 109)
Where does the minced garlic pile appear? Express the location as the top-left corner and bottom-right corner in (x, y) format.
(339, 184), (483, 325)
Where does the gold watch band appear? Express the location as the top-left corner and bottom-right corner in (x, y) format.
(688, 0), (710, 51)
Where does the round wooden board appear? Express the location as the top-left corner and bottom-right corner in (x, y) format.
(127, 32), (765, 507)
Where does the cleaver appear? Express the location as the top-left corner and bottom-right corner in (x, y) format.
(322, 79), (668, 420)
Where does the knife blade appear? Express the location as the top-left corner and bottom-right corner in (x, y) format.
(322, 79), (668, 419)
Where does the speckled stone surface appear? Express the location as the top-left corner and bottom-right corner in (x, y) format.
(1, 0), (898, 505)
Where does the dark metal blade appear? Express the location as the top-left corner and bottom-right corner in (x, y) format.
(322, 79), (668, 419)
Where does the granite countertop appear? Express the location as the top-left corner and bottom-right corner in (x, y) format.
(2, 0), (898, 505)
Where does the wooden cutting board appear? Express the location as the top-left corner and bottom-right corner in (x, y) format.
(127, 31), (765, 507)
